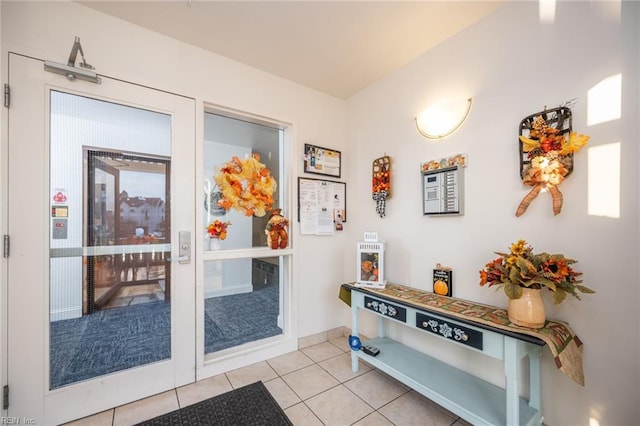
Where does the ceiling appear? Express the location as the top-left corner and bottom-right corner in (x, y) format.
(78, 1), (504, 99)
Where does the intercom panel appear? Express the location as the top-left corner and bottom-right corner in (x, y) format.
(422, 166), (464, 215)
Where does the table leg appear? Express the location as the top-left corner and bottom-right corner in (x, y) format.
(351, 303), (359, 373)
(378, 315), (385, 338)
(529, 345), (542, 413)
(504, 337), (519, 425)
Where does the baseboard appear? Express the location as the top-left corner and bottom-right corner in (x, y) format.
(298, 326), (348, 349)
(50, 307), (82, 322)
(204, 283), (252, 298)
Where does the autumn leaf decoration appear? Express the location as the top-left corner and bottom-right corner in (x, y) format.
(214, 154), (277, 217)
(372, 155), (391, 218)
(516, 111), (589, 217)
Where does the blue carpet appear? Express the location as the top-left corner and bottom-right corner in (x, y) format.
(50, 301), (171, 389)
(204, 285), (282, 353)
(50, 285), (281, 389)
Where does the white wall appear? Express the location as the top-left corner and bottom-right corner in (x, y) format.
(345, 2), (639, 425)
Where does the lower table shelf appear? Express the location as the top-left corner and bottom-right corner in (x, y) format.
(355, 337), (540, 426)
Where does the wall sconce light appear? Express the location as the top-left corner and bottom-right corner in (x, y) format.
(415, 98), (473, 139)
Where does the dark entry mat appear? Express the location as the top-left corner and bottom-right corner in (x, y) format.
(136, 381), (292, 426)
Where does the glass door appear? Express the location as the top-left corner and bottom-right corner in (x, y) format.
(6, 53), (195, 424)
(50, 142), (174, 390)
(196, 111), (297, 379)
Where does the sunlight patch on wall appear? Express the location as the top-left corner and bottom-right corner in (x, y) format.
(587, 142), (620, 218)
(539, 0), (556, 23)
(587, 74), (621, 126)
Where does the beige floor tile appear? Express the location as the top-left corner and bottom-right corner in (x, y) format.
(344, 369), (409, 409)
(281, 364), (340, 400)
(267, 350), (314, 376)
(225, 360), (278, 388)
(301, 341), (344, 363)
(329, 336), (350, 352)
(113, 390), (179, 426)
(352, 411), (395, 426)
(264, 377), (301, 409)
(284, 402), (324, 426)
(176, 373), (232, 407)
(305, 384), (373, 426)
(62, 409), (113, 426)
(318, 352), (372, 382)
(378, 390), (457, 426)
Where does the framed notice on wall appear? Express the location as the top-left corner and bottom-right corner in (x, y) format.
(304, 143), (341, 178)
(298, 177), (346, 235)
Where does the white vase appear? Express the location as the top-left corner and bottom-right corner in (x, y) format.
(508, 287), (546, 329)
(208, 237), (221, 251)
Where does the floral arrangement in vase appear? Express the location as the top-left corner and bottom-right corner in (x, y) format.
(206, 220), (231, 240)
(479, 240), (594, 305)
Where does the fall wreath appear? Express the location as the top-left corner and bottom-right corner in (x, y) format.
(214, 154), (277, 217)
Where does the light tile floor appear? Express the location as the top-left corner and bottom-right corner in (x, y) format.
(64, 336), (472, 426)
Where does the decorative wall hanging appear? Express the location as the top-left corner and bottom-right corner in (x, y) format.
(265, 209), (289, 249)
(372, 155), (391, 218)
(204, 188), (227, 217)
(303, 143), (341, 178)
(516, 105), (589, 216)
(214, 154), (277, 217)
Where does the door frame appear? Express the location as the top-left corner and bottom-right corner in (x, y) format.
(4, 53), (196, 424)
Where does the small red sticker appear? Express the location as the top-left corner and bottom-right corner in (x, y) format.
(53, 192), (67, 203)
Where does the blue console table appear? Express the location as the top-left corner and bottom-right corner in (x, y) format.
(345, 283), (546, 426)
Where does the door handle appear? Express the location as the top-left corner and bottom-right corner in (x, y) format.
(170, 231), (191, 264)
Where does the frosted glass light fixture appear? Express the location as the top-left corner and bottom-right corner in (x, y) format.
(415, 98), (472, 139)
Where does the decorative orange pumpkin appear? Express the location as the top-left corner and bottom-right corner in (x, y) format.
(434, 280), (449, 296)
